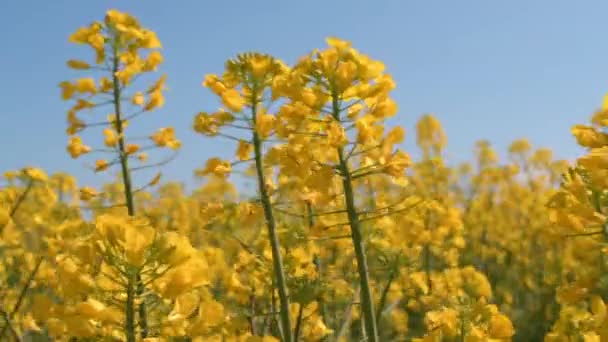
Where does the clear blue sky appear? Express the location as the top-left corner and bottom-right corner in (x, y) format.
(1, 0), (606, 190)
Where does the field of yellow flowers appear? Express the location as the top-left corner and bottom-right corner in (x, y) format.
(2, 9), (608, 342)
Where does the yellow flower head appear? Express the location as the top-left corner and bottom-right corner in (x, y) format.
(151, 127), (181, 150)
(67, 136), (92, 159)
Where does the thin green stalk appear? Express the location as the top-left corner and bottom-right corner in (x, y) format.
(251, 91), (293, 342)
(375, 264), (396, 332)
(0, 258), (42, 340)
(307, 203), (327, 339)
(1, 180), (33, 234)
(111, 43), (136, 218)
(125, 275), (136, 342)
(0, 308), (20, 342)
(111, 42), (148, 340)
(335, 286), (360, 341)
(293, 303), (304, 342)
(331, 92), (379, 342)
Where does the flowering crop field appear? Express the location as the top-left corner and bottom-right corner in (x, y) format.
(2, 8), (608, 342)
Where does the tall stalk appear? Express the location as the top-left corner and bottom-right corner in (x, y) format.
(331, 92), (379, 342)
(251, 89), (293, 342)
(111, 42), (148, 341)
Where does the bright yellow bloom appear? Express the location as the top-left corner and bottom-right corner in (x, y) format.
(199, 158), (231, 178)
(488, 313), (515, 338)
(22, 167), (48, 182)
(221, 88), (245, 112)
(67, 59), (91, 70)
(236, 140), (253, 161)
(103, 128), (118, 147)
(67, 136), (92, 158)
(151, 127), (181, 149)
(74, 78), (97, 94)
(203, 74), (226, 95)
(125, 144), (140, 155)
(327, 121), (347, 147)
(66, 111), (86, 135)
(144, 89), (164, 111)
(95, 159), (109, 172)
(147, 74), (167, 94)
(132, 91), (145, 106)
(59, 81), (75, 100)
(79, 186), (98, 201)
(255, 112), (275, 138)
(571, 124), (608, 148)
(144, 51), (163, 71)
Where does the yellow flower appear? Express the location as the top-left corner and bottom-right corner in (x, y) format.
(67, 136), (92, 158)
(255, 112), (275, 138)
(192, 110), (234, 136)
(115, 64), (140, 85)
(99, 77), (112, 92)
(75, 298), (107, 320)
(22, 314), (41, 332)
(385, 150), (411, 177)
(249, 55), (272, 79)
(79, 186), (98, 201)
(326, 36), (352, 52)
(221, 88), (245, 112)
(105, 9), (138, 26)
(370, 97), (398, 119)
(74, 77), (97, 94)
(125, 144), (140, 155)
(141, 30), (162, 48)
(95, 159), (109, 172)
(335, 60), (357, 91)
(147, 74), (167, 94)
(103, 128), (118, 147)
(572, 124), (608, 148)
(199, 158), (231, 178)
(236, 140), (253, 161)
(22, 167), (48, 182)
(168, 292), (200, 323)
(66, 59), (91, 69)
(59, 81), (75, 100)
(508, 138), (532, 154)
(124, 224), (155, 266)
(327, 121), (347, 147)
(132, 91), (145, 106)
(66, 112), (86, 135)
(591, 295), (607, 323)
(144, 89), (164, 111)
(189, 300), (225, 334)
(488, 313), (514, 338)
(144, 51), (163, 71)
(151, 127), (181, 149)
(203, 74), (226, 95)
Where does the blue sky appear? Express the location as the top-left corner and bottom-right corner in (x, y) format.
(1, 0), (606, 190)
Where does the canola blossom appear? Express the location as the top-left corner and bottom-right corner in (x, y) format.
(2, 8), (606, 342)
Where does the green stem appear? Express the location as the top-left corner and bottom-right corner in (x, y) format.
(1, 180), (33, 234)
(308, 203), (328, 338)
(125, 275), (136, 342)
(0, 308), (19, 342)
(331, 92), (379, 342)
(111, 42), (148, 340)
(0, 258), (42, 340)
(293, 303), (304, 342)
(423, 211), (432, 293)
(375, 265), (396, 332)
(251, 94), (293, 342)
